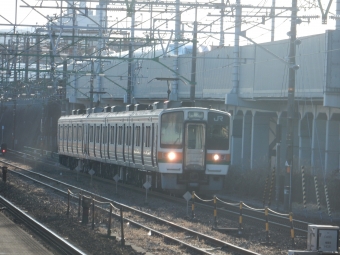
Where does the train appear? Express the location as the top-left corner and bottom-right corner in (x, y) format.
(58, 101), (231, 194)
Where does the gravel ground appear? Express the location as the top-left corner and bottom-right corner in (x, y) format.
(0, 157), (327, 255)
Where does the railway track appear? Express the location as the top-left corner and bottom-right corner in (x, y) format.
(4, 148), (336, 253)
(4, 149), (311, 236)
(0, 155), (262, 255)
(0, 195), (86, 255)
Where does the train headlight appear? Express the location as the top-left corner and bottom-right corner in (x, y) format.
(213, 154), (220, 161)
(167, 152), (176, 161)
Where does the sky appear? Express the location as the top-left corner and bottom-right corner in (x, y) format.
(0, 0), (337, 45)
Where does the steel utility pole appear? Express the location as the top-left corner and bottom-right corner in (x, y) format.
(90, 60), (94, 110)
(190, 6), (198, 104)
(284, 0), (298, 212)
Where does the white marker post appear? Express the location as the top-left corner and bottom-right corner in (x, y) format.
(89, 169), (95, 186)
(183, 191), (192, 217)
(75, 164), (81, 181)
(143, 181), (151, 203)
(113, 174), (120, 194)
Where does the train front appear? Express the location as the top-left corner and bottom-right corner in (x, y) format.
(157, 108), (231, 194)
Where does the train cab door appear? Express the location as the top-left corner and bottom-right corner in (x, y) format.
(183, 123), (206, 171)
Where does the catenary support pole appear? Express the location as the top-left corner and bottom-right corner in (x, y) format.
(284, 0), (298, 212)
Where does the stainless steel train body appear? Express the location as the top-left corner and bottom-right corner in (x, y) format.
(58, 104), (231, 193)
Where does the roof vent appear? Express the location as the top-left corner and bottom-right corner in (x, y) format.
(111, 106), (125, 112)
(86, 108), (92, 114)
(72, 110), (77, 115)
(164, 100), (182, 109)
(134, 104), (149, 111)
(77, 109), (86, 115)
(152, 101), (164, 110)
(104, 106), (111, 112)
(93, 107), (104, 113)
(126, 104), (135, 111)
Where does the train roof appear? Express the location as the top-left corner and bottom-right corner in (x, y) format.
(58, 101), (230, 123)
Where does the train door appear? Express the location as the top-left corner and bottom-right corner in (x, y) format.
(77, 125), (82, 156)
(133, 124), (142, 165)
(76, 125), (78, 155)
(116, 124), (124, 162)
(83, 124), (89, 156)
(89, 125), (94, 157)
(151, 123), (157, 167)
(108, 124), (115, 160)
(67, 125), (71, 153)
(92, 124), (97, 157)
(141, 124), (144, 165)
(61, 125), (64, 152)
(74, 124), (77, 155)
(80, 124), (83, 155)
(94, 124), (101, 158)
(73, 124), (77, 154)
(99, 124), (103, 158)
(114, 124), (118, 161)
(70, 124), (73, 153)
(124, 124), (131, 163)
(64, 125), (67, 153)
(102, 124), (108, 160)
(184, 123), (206, 171)
(144, 125), (151, 166)
(131, 124), (135, 164)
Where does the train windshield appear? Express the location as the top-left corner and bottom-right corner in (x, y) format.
(160, 111), (184, 148)
(206, 112), (229, 150)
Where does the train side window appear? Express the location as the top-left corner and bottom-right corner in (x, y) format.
(118, 126), (123, 145)
(89, 126), (94, 142)
(78, 126), (82, 141)
(107, 124), (110, 144)
(135, 126), (140, 146)
(73, 125), (77, 141)
(58, 125), (62, 141)
(207, 112), (230, 150)
(103, 126), (107, 144)
(126, 126), (131, 146)
(93, 125), (95, 143)
(145, 126), (151, 147)
(68, 125), (72, 141)
(110, 126), (115, 144)
(96, 126), (100, 143)
(160, 111), (184, 148)
(130, 126), (132, 145)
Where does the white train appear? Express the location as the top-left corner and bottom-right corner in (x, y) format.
(58, 101), (231, 193)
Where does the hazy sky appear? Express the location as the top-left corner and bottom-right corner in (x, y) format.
(0, 0), (337, 44)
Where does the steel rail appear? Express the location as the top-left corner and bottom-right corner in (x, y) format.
(1, 159), (261, 255)
(0, 195), (86, 255)
(2, 152), (311, 235)
(2, 151), (311, 236)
